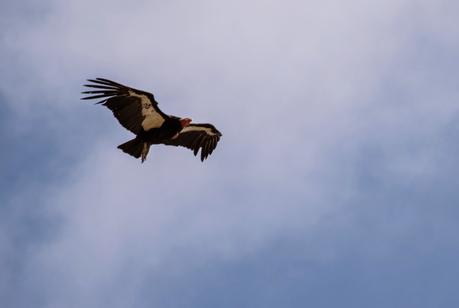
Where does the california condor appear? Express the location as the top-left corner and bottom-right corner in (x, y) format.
(82, 78), (222, 162)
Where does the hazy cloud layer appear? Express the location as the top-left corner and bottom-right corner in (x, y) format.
(1, 0), (459, 307)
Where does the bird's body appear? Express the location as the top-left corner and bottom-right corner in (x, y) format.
(138, 116), (182, 143)
(82, 78), (221, 162)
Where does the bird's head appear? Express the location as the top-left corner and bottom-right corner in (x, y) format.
(180, 118), (192, 128)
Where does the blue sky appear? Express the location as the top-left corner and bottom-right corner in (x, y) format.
(1, 1), (459, 307)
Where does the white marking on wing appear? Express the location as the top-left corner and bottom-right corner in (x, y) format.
(142, 112), (166, 130)
(180, 125), (217, 136)
(129, 90), (165, 130)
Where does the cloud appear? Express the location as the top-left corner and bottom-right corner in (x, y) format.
(1, 0), (459, 307)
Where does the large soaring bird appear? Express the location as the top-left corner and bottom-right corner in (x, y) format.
(82, 78), (222, 162)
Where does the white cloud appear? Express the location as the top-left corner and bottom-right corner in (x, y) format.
(1, 0), (459, 307)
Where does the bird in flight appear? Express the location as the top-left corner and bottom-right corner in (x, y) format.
(82, 78), (222, 162)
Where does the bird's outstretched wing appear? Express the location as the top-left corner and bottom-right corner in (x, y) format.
(81, 78), (168, 134)
(163, 124), (222, 161)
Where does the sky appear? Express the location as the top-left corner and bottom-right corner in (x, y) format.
(1, 0), (459, 307)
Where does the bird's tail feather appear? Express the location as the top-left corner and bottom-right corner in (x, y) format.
(117, 138), (150, 162)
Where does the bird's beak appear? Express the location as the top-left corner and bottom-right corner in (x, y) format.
(180, 118), (192, 128)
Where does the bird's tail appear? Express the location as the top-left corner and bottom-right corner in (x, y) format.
(117, 137), (150, 163)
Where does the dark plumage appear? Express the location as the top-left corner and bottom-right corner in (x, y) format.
(82, 78), (222, 162)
